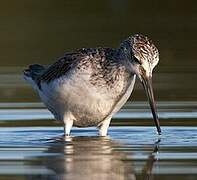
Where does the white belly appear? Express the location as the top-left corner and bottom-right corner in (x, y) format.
(38, 72), (136, 127)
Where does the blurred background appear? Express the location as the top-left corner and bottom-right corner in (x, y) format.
(0, 0), (197, 102)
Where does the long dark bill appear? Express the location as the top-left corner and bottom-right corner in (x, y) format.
(141, 76), (161, 135)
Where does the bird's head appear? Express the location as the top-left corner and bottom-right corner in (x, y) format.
(120, 34), (161, 134)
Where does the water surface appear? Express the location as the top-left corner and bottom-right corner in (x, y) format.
(0, 126), (197, 180)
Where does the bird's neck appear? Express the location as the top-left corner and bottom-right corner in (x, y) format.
(115, 39), (135, 74)
(117, 38), (132, 60)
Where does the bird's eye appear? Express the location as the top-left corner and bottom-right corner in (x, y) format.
(133, 56), (142, 65)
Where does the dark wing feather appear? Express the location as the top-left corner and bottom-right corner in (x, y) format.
(36, 48), (118, 89)
(24, 64), (45, 80)
(36, 52), (80, 89)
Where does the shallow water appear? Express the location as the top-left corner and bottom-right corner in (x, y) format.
(0, 102), (197, 180)
(1, 0), (197, 179)
(0, 126), (197, 180)
(1, 102), (197, 180)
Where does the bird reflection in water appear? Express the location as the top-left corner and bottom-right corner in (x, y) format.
(142, 139), (160, 180)
(44, 136), (160, 180)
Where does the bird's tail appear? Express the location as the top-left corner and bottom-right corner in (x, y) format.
(23, 64), (45, 88)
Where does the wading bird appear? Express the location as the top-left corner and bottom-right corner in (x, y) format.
(24, 34), (161, 136)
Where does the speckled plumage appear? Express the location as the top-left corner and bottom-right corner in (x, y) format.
(24, 34), (160, 136)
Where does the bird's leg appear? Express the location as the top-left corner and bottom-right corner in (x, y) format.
(63, 119), (73, 136)
(98, 117), (112, 136)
